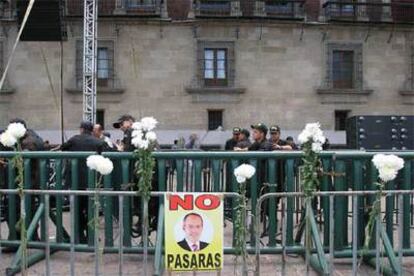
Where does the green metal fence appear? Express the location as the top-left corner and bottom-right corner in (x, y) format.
(0, 151), (413, 275)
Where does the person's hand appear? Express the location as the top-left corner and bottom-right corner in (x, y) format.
(116, 142), (124, 151)
(272, 144), (282, 150)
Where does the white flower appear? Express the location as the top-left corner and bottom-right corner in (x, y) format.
(236, 175), (246, 184)
(140, 117), (158, 131)
(0, 131), (17, 147)
(86, 154), (114, 175)
(311, 142), (323, 153)
(298, 122), (326, 148)
(97, 157), (114, 175)
(131, 130), (143, 138)
(132, 122), (143, 131)
(86, 155), (103, 170)
(234, 164), (256, 183)
(145, 131), (157, 141)
(7, 123), (26, 139)
(372, 154), (404, 182)
(132, 136), (149, 150)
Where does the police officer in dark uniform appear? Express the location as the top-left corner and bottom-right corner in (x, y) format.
(234, 128), (251, 150)
(249, 123), (272, 151)
(225, 127), (241, 150)
(269, 126), (292, 151)
(61, 121), (104, 243)
(113, 114), (135, 152)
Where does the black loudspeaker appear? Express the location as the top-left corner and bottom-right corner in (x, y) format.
(17, 0), (66, 41)
(346, 116), (414, 150)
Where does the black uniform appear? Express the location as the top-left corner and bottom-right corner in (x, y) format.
(61, 131), (104, 243)
(225, 138), (238, 150)
(249, 139), (272, 151)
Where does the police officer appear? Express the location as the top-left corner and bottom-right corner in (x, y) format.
(249, 123), (272, 151)
(61, 121), (104, 243)
(225, 127), (241, 150)
(112, 114), (135, 152)
(269, 126), (292, 151)
(234, 129), (251, 150)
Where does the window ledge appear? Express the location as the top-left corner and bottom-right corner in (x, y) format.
(185, 86), (246, 103)
(316, 88), (373, 95)
(399, 90), (414, 96)
(66, 87), (125, 94)
(0, 87), (15, 95)
(316, 88), (373, 104)
(399, 90), (414, 105)
(185, 86), (246, 94)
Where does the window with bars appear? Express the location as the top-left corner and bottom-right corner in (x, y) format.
(204, 48), (227, 87)
(197, 41), (235, 88)
(335, 110), (350, 131)
(208, 110), (223, 130)
(76, 40), (114, 88)
(325, 43), (363, 90)
(332, 50), (354, 89)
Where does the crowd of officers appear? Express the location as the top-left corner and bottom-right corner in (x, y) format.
(1, 116), (326, 248)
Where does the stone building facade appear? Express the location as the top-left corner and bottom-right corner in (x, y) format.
(0, 0), (413, 145)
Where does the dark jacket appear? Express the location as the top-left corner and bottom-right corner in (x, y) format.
(177, 239), (209, 252)
(225, 138), (238, 150)
(61, 132), (104, 189)
(249, 139), (272, 151)
(236, 139), (252, 149)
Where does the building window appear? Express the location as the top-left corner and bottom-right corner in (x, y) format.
(325, 43), (363, 90)
(208, 110), (223, 130)
(197, 41), (235, 88)
(335, 110), (349, 131)
(332, 50), (354, 89)
(76, 40), (114, 88)
(204, 48), (227, 87)
(96, 109), (105, 127)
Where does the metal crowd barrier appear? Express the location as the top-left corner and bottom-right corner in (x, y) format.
(0, 151), (413, 275)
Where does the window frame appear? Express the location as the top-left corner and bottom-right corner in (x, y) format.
(332, 50), (355, 89)
(203, 48), (228, 87)
(197, 41), (235, 88)
(207, 109), (224, 131)
(76, 40), (115, 89)
(325, 42), (363, 90)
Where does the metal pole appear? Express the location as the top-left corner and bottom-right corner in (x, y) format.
(82, 0), (98, 123)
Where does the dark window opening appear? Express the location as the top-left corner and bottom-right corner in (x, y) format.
(208, 110), (223, 130)
(97, 109), (105, 128)
(335, 110), (350, 131)
(332, 50), (354, 89)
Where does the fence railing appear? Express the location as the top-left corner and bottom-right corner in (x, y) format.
(0, 151), (413, 275)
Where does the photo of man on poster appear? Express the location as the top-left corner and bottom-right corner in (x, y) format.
(177, 212), (209, 252)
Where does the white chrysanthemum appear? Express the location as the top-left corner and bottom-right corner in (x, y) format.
(140, 117), (158, 131)
(131, 130), (143, 138)
(86, 155), (113, 175)
(145, 131), (157, 141)
(311, 142), (323, 153)
(236, 175), (246, 184)
(372, 154), (404, 182)
(86, 155), (104, 170)
(234, 164), (256, 183)
(298, 122), (326, 148)
(0, 131), (17, 147)
(132, 136), (149, 150)
(7, 123), (26, 139)
(97, 157), (114, 175)
(132, 122), (143, 131)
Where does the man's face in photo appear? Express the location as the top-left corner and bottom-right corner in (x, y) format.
(183, 214), (203, 243)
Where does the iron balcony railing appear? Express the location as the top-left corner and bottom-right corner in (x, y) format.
(254, 0), (305, 19)
(66, 0), (161, 16)
(323, 1), (414, 24)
